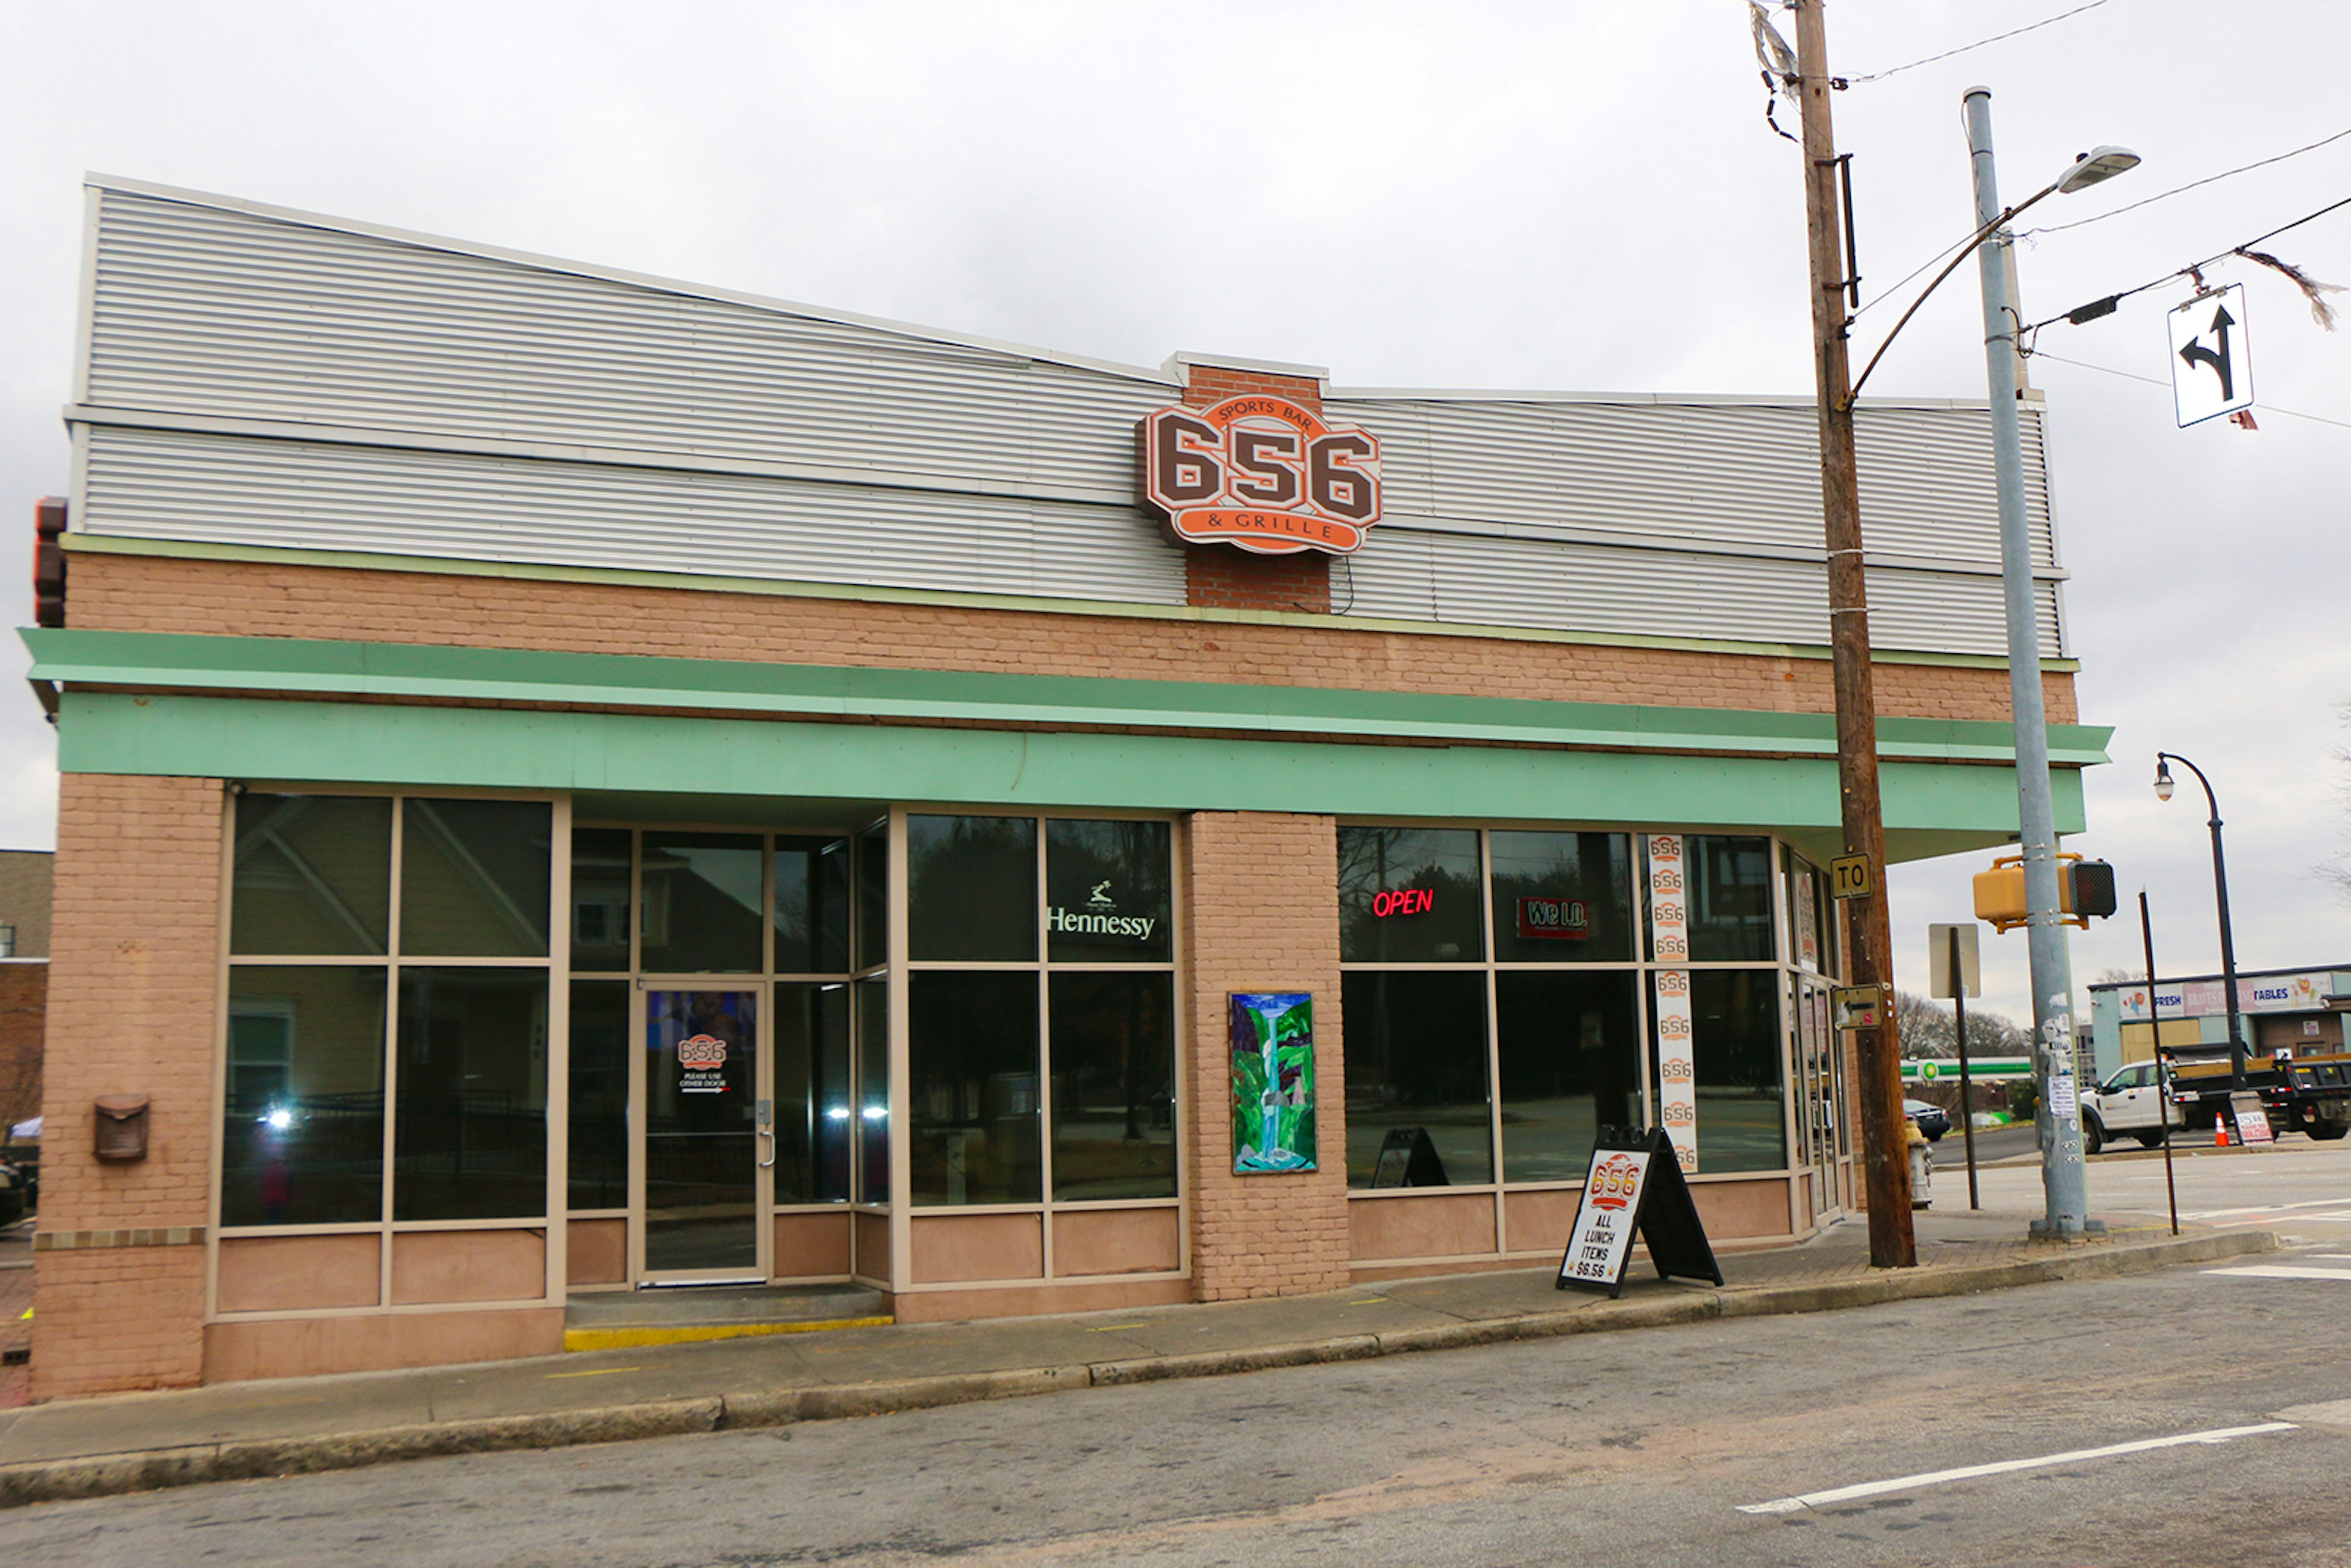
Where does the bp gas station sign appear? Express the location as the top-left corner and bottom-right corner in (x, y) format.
(1903, 1056), (2032, 1082)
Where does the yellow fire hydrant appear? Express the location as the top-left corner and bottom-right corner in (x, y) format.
(1906, 1118), (1933, 1209)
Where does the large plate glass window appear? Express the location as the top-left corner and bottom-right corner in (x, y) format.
(220, 793), (554, 1241)
(904, 814), (1178, 1218)
(1343, 969), (1492, 1188)
(1338, 827), (1482, 963)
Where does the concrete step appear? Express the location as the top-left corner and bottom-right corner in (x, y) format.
(563, 1283), (891, 1351)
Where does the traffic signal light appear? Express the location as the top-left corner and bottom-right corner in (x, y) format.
(1972, 853), (2117, 932)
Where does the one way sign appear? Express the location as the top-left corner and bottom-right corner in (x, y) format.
(2168, 284), (2253, 428)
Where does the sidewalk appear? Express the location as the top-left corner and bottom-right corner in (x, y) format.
(0, 1209), (2273, 1509)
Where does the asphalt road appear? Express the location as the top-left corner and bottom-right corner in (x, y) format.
(8, 1226), (2351, 1565)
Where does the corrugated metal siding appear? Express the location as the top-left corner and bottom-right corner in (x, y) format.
(80, 426), (1189, 606)
(72, 182), (2073, 658)
(86, 189), (1169, 495)
(1329, 397), (2058, 571)
(1337, 527), (2060, 659)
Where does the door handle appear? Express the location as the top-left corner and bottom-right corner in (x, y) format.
(756, 1097), (776, 1168)
(759, 1127), (777, 1169)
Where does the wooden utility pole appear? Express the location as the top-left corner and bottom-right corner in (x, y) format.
(1790, 0), (1914, 1267)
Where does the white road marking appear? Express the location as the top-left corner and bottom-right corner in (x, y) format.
(1736, 1423), (2297, 1515)
(2312, 1253), (2351, 1261)
(2203, 1266), (2351, 1281)
(2182, 1199), (2351, 1220)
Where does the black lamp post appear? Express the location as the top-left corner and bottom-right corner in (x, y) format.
(2153, 752), (2246, 1089)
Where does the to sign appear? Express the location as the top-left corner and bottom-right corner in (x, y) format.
(2168, 285), (2253, 428)
(1139, 396), (1383, 555)
(1831, 854), (1872, 901)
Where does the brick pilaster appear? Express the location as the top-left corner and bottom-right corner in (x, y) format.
(32, 771), (225, 1398)
(1178, 364), (1333, 614)
(1182, 811), (1351, 1299)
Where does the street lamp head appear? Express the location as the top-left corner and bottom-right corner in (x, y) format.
(2154, 757), (2175, 801)
(2055, 146), (2141, 195)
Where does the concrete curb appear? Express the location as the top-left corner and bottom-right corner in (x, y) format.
(0, 1226), (2277, 1509)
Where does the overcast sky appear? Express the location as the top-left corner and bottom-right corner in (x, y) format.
(2, 0), (2346, 1026)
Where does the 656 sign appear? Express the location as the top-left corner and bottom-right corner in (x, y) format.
(1138, 396), (1383, 555)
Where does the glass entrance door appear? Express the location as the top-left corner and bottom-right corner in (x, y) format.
(1796, 979), (1845, 1220)
(643, 988), (765, 1278)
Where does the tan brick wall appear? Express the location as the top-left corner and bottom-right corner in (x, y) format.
(32, 771), (223, 1397)
(67, 551), (2078, 726)
(1182, 812), (1350, 1300)
(30, 1245), (207, 1400)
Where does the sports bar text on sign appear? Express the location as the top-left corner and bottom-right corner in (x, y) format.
(1138, 395), (1383, 555)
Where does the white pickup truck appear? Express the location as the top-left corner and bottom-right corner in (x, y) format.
(2079, 1060), (2184, 1154)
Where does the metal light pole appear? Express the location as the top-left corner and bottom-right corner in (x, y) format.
(1791, 1), (1913, 1267)
(2154, 752), (2247, 1088)
(2137, 889), (2180, 1234)
(1963, 86), (2095, 1238)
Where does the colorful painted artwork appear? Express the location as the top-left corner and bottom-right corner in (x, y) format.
(1230, 992), (1316, 1174)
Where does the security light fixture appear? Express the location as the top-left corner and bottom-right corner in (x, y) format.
(2154, 759), (2175, 801)
(2054, 146), (2142, 195)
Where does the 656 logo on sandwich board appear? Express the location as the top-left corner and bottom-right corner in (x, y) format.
(1138, 396), (1383, 555)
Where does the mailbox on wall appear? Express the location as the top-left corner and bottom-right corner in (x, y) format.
(94, 1096), (151, 1162)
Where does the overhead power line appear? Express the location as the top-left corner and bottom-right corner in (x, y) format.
(2019, 125), (2351, 239)
(2029, 348), (2351, 432)
(2025, 192), (2351, 337)
(1840, 0), (2115, 85)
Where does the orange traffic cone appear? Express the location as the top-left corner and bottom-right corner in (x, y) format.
(2215, 1121), (2231, 1148)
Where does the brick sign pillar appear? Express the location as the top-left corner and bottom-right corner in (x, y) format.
(1177, 362), (1334, 615)
(1182, 811), (1351, 1300)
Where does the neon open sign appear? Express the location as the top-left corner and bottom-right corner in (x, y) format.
(1370, 888), (1434, 918)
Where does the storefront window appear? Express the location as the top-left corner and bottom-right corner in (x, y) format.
(1496, 970), (1641, 1182)
(1682, 969), (1788, 1172)
(393, 967), (549, 1220)
(902, 814), (1177, 1218)
(640, 831), (764, 973)
(908, 815), (1037, 962)
(1681, 835), (1777, 962)
(1339, 823), (1807, 1194)
(568, 978), (629, 1209)
(774, 981), (853, 1203)
(570, 827), (632, 972)
(774, 837), (852, 974)
(857, 977), (890, 1202)
(1342, 970), (1492, 1188)
(1049, 972), (1176, 1199)
(230, 793), (392, 956)
(1490, 831), (1635, 963)
(221, 966), (388, 1226)
(1046, 820), (1171, 964)
(1338, 827), (1483, 962)
(400, 799), (552, 958)
(908, 970), (1041, 1204)
(1787, 852), (1831, 976)
(855, 823), (888, 972)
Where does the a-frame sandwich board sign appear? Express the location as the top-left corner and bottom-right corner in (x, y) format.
(1555, 1126), (1725, 1299)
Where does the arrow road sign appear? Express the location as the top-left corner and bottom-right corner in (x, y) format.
(2168, 283), (2254, 427)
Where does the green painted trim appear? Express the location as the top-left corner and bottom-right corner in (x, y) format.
(52, 692), (2084, 846)
(20, 629), (2115, 767)
(56, 534), (2082, 673)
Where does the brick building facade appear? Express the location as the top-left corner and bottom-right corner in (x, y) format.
(16, 178), (2108, 1396)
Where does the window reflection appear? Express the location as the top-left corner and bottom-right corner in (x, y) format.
(1341, 970), (1492, 1188)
